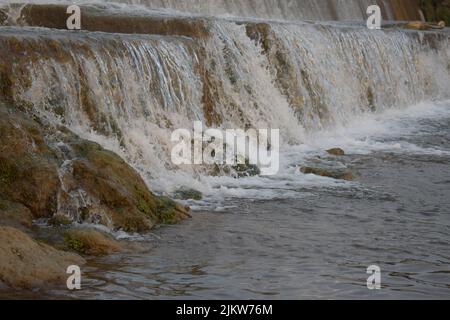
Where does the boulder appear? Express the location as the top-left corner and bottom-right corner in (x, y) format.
(326, 148), (346, 156)
(420, 0), (450, 27)
(0, 226), (85, 289)
(0, 105), (190, 232)
(0, 9), (6, 25)
(64, 228), (122, 256)
(300, 166), (354, 181)
(404, 21), (445, 30)
(0, 199), (33, 231)
(173, 188), (203, 201)
(0, 108), (60, 218)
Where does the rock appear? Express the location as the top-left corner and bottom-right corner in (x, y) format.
(404, 21), (432, 30)
(404, 21), (445, 30)
(173, 188), (203, 201)
(326, 148), (345, 156)
(0, 226), (85, 289)
(0, 199), (33, 231)
(420, 1), (450, 27)
(64, 228), (122, 256)
(68, 139), (190, 230)
(300, 166), (354, 181)
(0, 9), (7, 25)
(48, 214), (73, 227)
(0, 108), (60, 218)
(156, 197), (192, 224)
(0, 105), (190, 232)
(233, 163), (261, 178)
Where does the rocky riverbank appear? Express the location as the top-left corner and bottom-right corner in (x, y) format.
(0, 103), (190, 290)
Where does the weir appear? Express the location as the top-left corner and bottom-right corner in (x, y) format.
(0, 1), (449, 193)
(105, 0), (424, 21)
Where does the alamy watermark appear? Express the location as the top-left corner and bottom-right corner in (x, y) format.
(64, 3), (381, 31)
(66, 265), (81, 290)
(367, 265), (381, 290)
(367, 5), (382, 30)
(171, 122), (280, 176)
(66, 5), (81, 30)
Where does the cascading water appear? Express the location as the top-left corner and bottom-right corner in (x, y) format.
(0, 0), (450, 202)
(1, 4), (450, 201)
(79, 0), (420, 21)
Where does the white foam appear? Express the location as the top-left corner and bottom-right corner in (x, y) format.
(172, 100), (450, 210)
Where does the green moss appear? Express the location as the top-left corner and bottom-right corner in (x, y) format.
(156, 197), (178, 224)
(63, 229), (121, 255)
(0, 10), (7, 25)
(173, 188), (203, 201)
(64, 233), (86, 254)
(49, 214), (73, 226)
(421, 0), (436, 21)
(0, 160), (18, 186)
(134, 185), (155, 216)
(72, 140), (102, 158)
(367, 87), (375, 112)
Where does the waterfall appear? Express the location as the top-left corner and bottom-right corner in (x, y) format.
(1, 2), (449, 195)
(102, 0), (421, 21)
(0, 0), (423, 22)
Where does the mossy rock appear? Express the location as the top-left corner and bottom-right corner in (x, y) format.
(0, 226), (85, 289)
(420, 0), (450, 26)
(67, 138), (191, 230)
(300, 166), (355, 181)
(0, 105), (190, 233)
(64, 228), (122, 256)
(0, 199), (33, 230)
(326, 148), (346, 156)
(156, 196), (191, 224)
(48, 214), (73, 227)
(232, 163), (261, 178)
(0, 107), (60, 218)
(173, 187), (203, 201)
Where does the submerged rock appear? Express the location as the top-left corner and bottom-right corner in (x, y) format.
(64, 228), (122, 256)
(173, 188), (203, 201)
(326, 148), (346, 156)
(0, 9), (6, 25)
(0, 105), (190, 233)
(300, 166), (354, 181)
(404, 21), (446, 30)
(232, 163), (261, 178)
(0, 226), (85, 289)
(48, 214), (73, 227)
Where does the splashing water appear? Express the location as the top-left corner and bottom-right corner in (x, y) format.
(1, 3), (450, 209)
